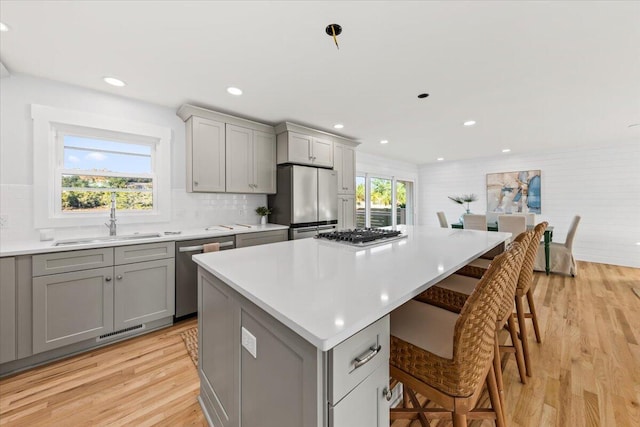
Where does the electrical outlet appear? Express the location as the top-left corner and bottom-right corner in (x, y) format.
(0, 215), (8, 229)
(241, 327), (257, 358)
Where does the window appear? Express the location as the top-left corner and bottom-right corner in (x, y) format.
(356, 173), (415, 228)
(32, 105), (171, 228)
(59, 134), (154, 213)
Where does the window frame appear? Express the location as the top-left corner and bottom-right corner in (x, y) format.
(356, 171), (416, 228)
(32, 104), (171, 228)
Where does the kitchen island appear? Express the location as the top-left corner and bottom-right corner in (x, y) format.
(193, 226), (510, 427)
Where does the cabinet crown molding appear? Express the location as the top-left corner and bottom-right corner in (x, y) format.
(275, 122), (360, 147)
(177, 104), (275, 134)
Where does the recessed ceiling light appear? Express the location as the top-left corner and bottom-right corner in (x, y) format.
(333, 124), (344, 129)
(103, 77), (126, 87)
(437, 157), (444, 161)
(463, 120), (476, 127)
(502, 148), (511, 153)
(380, 140), (389, 144)
(417, 93), (429, 99)
(227, 87), (243, 96)
(0, 22), (9, 32)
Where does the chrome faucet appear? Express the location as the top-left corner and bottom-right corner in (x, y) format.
(105, 192), (117, 236)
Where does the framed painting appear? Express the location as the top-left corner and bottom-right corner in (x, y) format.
(486, 170), (541, 214)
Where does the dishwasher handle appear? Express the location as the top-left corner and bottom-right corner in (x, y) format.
(179, 241), (234, 252)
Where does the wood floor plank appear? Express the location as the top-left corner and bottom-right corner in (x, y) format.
(1, 262), (639, 426)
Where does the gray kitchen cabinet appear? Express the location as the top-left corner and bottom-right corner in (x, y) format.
(329, 363), (389, 427)
(0, 258), (17, 363)
(31, 242), (175, 355)
(198, 267), (390, 427)
(198, 269), (241, 427)
(334, 143), (355, 194)
(114, 258), (175, 329)
(186, 116), (226, 192)
(338, 195), (356, 230)
(226, 124), (276, 194)
(276, 131), (334, 168)
(33, 266), (114, 354)
(234, 229), (288, 248)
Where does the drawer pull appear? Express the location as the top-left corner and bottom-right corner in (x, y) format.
(353, 344), (382, 369)
(383, 387), (393, 402)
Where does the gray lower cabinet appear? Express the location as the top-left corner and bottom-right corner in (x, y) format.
(198, 267), (389, 427)
(31, 242), (175, 355)
(234, 230), (288, 248)
(114, 258), (175, 329)
(0, 258), (17, 363)
(33, 267), (114, 354)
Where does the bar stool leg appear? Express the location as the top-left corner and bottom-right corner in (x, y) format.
(494, 336), (506, 422)
(515, 296), (532, 377)
(487, 363), (506, 427)
(507, 314), (527, 383)
(526, 288), (542, 343)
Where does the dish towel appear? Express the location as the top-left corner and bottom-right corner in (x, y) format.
(203, 243), (220, 253)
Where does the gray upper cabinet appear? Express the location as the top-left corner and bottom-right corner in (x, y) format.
(186, 116), (226, 192)
(276, 131), (334, 168)
(334, 143), (356, 194)
(226, 124), (276, 194)
(178, 104), (277, 194)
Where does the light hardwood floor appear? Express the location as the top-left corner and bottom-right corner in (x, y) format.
(1, 262), (638, 426)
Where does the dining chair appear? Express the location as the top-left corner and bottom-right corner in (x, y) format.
(534, 215), (581, 276)
(498, 214), (526, 242)
(389, 242), (526, 427)
(463, 214), (487, 231)
(512, 212), (536, 226)
(437, 211), (448, 228)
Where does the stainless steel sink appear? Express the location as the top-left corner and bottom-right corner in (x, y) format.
(53, 233), (162, 246)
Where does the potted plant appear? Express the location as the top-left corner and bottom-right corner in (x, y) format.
(255, 206), (272, 225)
(448, 194), (478, 222)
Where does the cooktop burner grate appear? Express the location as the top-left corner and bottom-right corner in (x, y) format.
(316, 228), (404, 245)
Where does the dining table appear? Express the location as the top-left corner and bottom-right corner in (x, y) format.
(451, 222), (554, 275)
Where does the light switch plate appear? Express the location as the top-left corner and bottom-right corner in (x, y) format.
(241, 327), (257, 358)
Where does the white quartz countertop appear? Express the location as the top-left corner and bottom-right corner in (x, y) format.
(0, 224), (289, 257)
(193, 226), (510, 351)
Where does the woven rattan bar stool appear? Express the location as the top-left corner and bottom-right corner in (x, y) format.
(447, 223), (548, 377)
(389, 242), (526, 427)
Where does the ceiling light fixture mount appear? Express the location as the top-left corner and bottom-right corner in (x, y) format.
(325, 24), (342, 50)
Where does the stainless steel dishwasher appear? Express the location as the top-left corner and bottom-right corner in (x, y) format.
(175, 236), (235, 319)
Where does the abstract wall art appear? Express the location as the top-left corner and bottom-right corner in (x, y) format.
(486, 170), (541, 214)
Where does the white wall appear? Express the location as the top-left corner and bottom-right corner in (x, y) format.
(418, 145), (640, 267)
(0, 74), (267, 242)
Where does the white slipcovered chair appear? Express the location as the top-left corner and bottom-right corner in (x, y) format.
(534, 215), (581, 276)
(463, 214), (487, 231)
(437, 211), (448, 228)
(498, 215), (527, 243)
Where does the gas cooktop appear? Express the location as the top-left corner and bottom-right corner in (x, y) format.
(315, 228), (407, 246)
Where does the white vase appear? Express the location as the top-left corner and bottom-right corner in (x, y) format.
(260, 216), (267, 225)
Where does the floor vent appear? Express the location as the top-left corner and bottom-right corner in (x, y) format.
(96, 324), (145, 342)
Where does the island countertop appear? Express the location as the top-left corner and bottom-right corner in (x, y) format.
(193, 226), (510, 351)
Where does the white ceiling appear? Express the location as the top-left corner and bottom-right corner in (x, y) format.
(1, 1), (639, 165)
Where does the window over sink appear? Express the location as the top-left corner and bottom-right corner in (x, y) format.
(32, 105), (171, 228)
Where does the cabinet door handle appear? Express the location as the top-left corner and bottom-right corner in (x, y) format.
(116, 275), (123, 280)
(353, 344), (382, 369)
(105, 276), (112, 282)
(194, 181), (199, 186)
(383, 387), (393, 402)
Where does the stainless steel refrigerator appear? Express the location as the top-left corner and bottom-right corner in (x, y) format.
(268, 165), (338, 239)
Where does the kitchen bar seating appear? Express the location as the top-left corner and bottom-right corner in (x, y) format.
(389, 240), (527, 427)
